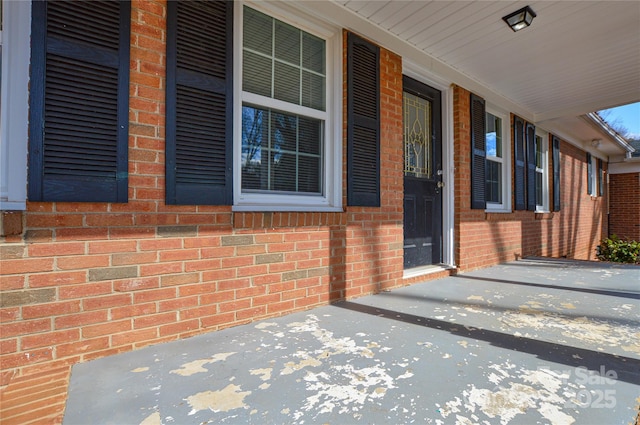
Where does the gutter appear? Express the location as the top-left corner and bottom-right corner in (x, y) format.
(586, 112), (636, 159)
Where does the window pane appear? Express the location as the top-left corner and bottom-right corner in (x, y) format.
(274, 61), (300, 104)
(486, 113), (502, 158)
(243, 51), (272, 97)
(271, 151), (297, 192)
(536, 135), (544, 167)
(244, 7), (272, 55)
(486, 159), (502, 203)
(301, 71), (325, 110)
(274, 20), (299, 65)
(302, 32), (325, 74)
(536, 171), (543, 206)
(298, 116), (321, 155)
(298, 155), (321, 193)
(242, 105), (322, 194)
(243, 6), (325, 111)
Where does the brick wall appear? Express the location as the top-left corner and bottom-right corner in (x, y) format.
(0, 3), (614, 422)
(609, 172), (640, 241)
(0, 4), (415, 423)
(453, 85), (607, 271)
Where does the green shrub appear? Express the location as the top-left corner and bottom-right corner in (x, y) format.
(597, 235), (640, 264)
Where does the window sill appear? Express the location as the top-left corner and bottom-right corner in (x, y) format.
(485, 208), (511, 214)
(232, 205), (343, 213)
(0, 201), (27, 211)
(535, 212), (554, 220)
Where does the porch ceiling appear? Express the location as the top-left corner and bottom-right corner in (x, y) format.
(338, 1), (640, 124)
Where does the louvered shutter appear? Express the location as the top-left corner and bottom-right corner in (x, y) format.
(347, 33), (380, 207)
(587, 152), (593, 195)
(514, 116), (526, 210)
(470, 94), (486, 210)
(29, 0), (130, 202)
(552, 136), (561, 211)
(166, 0), (233, 205)
(526, 123), (536, 211)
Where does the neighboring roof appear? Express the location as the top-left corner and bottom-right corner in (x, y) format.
(630, 140), (640, 158)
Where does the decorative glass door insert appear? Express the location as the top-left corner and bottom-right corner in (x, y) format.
(404, 92), (431, 179)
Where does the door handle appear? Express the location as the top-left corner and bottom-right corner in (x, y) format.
(437, 181), (445, 188)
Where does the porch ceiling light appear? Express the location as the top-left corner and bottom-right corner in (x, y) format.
(502, 6), (536, 32)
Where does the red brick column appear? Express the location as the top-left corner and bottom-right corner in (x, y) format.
(609, 172), (640, 241)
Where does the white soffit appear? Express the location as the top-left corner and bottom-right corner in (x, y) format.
(336, 0), (640, 121)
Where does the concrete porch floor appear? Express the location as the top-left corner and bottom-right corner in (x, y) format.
(63, 257), (640, 425)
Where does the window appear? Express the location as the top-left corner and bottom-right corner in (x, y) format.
(587, 152), (601, 197)
(534, 130), (549, 212)
(0, 0), (30, 210)
(552, 136), (561, 211)
(166, 1), (342, 210)
(485, 109), (510, 211)
(241, 7), (325, 194)
(234, 4), (342, 211)
(598, 158), (604, 197)
(29, 1), (130, 203)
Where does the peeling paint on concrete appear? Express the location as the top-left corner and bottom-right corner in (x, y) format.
(281, 354), (322, 375)
(467, 295), (484, 301)
(170, 352), (236, 376)
(249, 368), (272, 381)
(500, 311), (640, 355)
(185, 384), (251, 415)
(131, 367), (149, 373)
(301, 364), (396, 417)
(139, 411), (161, 425)
(441, 362), (582, 425)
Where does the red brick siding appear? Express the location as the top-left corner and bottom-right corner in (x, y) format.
(0, 5), (613, 422)
(0, 8), (414, 423)
(453, 85), (607, 271)
(609, 172), (640, 241)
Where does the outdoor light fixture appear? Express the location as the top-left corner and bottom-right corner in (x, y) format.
(502, 5), (536, 32)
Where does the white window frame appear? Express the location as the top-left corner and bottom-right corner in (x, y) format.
(0, 0), (30, 210)
(535, 129), (550, 212)
(485, 106), (511, 212)
(232, 1), (342, 212)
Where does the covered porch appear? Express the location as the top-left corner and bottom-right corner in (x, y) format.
(63, 258), (640, 424)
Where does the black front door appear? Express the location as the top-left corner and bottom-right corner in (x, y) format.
(403, 76), (442, 269)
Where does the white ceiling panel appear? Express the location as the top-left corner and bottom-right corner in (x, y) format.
(338, 0), (640, 125)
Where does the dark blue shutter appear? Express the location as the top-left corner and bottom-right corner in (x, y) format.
(470, 93), (486, 210)
(166, 0), (233, 205)
(552, 136), (561, 211)
(347, 33), (380, 207)
(514, 116), (526, 210)
(526, 123), (536, 211)
(598, 158), (604, 196)
(29, 0), (130, 202)
(587, 152), (593, 195)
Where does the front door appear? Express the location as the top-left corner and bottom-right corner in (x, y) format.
(403, 76), (442, 269)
